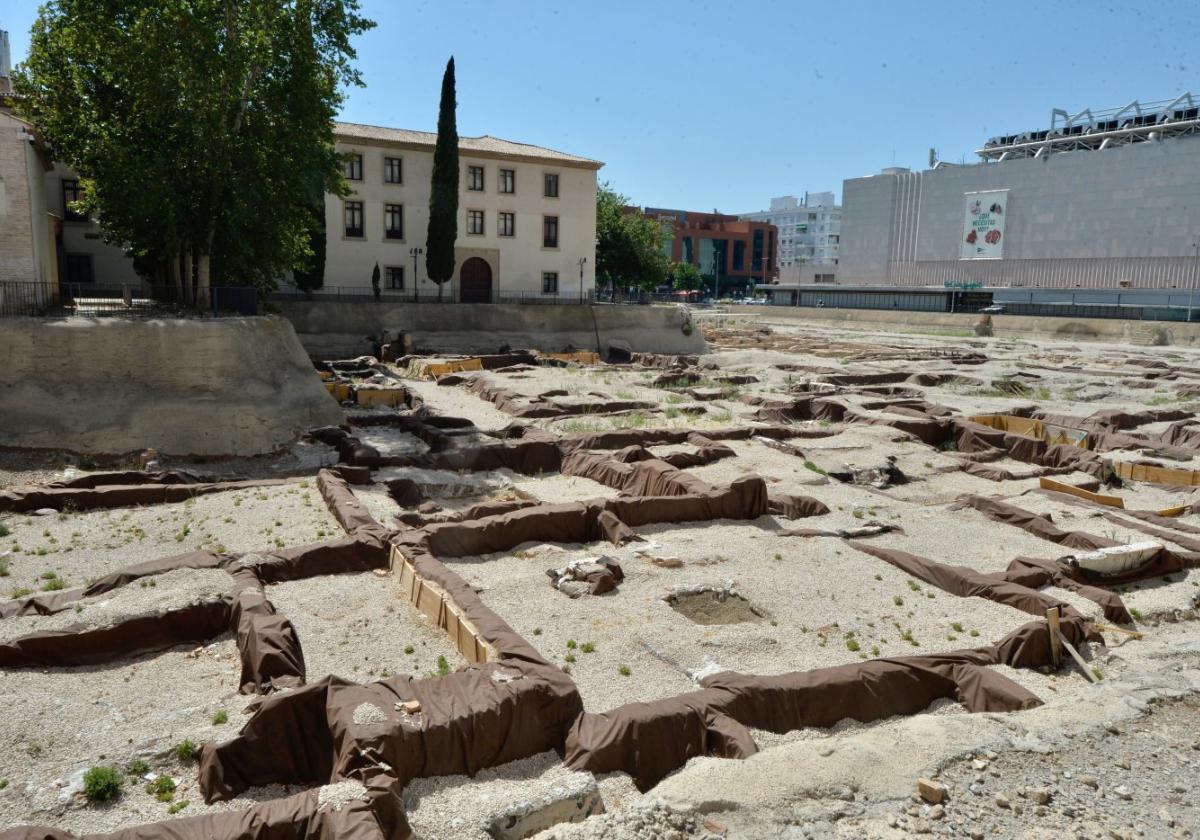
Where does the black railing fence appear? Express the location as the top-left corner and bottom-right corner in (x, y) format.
(0, 282), (258, 318)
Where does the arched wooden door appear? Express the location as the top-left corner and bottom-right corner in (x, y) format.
(459, 257), (493, 303)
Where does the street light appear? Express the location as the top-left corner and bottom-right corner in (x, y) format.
(578, 256), (587, 303)
(409, 247), (423, 303)
(1190, 239), (1199, 323)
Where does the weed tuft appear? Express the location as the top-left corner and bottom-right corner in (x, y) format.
(83, 766), (123, 803)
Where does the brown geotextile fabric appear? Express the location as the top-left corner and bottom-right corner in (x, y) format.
(228, 567), (306, 695)
(0, 478), (293, 514)
(317, 470), (384, 535)
(465, 375), (656, 419)
(0, 597), (233, 668)
(563, 647), (1045, 792)
(950, 495), (1117, 551)
(3, 772), (408, 839)
(202, 531), (581, 804)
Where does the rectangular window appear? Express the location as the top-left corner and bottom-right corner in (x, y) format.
(344, 153), (362, 181)
(384, 203), (404, 240)
(467, 165), (484, 191)
(61, 178), (87, 222)
(384, 156), (403, 184)
(499, 168), (515, 194)
(544, 173), (559, 198)
(344, 200), (364, 238)
(467, 209), (485, 235)
(542, 271), (559, 294)
(385, 266), (405, 289)
(64, 253), (94, 284)
(498, 211), (515, 237)
(542, 215), (559, 248)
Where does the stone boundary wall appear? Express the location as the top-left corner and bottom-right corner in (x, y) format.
(0, 316), (343, 456)
(276, 301), (705, 358)
(737, 305), (1200, 346)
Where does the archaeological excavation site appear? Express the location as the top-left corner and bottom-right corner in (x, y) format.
(2, 316), (1200, 840)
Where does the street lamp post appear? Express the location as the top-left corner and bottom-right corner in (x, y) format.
(1190, 239), (1199, 323)
(409, 247), (423, 303)
(578, 257), (587, 303)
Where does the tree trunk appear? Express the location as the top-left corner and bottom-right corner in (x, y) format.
(197, 253), (211, 310)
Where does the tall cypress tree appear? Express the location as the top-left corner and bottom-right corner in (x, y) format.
(426, 57), (458, 301)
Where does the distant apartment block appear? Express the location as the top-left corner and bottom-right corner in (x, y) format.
(739, 194), (841, 281)
(637, 207), (777, 291)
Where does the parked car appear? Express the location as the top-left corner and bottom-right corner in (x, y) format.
(980, 304), (1006, 314)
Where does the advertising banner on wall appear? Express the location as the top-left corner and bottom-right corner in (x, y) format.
(960, 190), (1008, 260)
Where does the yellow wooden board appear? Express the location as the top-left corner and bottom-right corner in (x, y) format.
(324, 381), (352, 401)
(1156, 505), (1187, 517)
(540, 351), (601, 365)
(970, 415), (1090, 450)
(407, 358), (485, 379)
(392, 545), (496, 664)
(1039, 477), (1124, 509)
(1114, 461), (1200, 487)
(355, 387), (407, 407)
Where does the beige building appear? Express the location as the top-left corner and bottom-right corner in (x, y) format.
(324, 123), (603, 301)
(0, 105), (58, 292)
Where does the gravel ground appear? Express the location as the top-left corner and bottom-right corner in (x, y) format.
(0, 567), (232, 644)
(862, 694), (1200, 839)
(1, 484), (341, 600)
(445, 521), (1034, 712)
(264, 571), (463, 682)
(0, 634), (259, 834)
(7, 323), (1200, 838)
(399, 378), (516, 431)
(404, 751), (599, 840)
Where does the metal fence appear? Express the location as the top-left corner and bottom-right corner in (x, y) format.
(763, 287), (1200, 322)
(0, 282), (258, 318)
(270, 285), (599, 306)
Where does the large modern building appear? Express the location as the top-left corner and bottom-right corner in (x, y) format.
(837, 93), (1200, 290)
(324, 123), (602, 301)
(739, 193), (841, 275)
(640, 208), (777, 293)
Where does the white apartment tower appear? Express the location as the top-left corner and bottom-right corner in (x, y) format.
(739, 193), (841, 269)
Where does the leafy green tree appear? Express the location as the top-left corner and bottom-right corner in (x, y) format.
(426, 57), (458, 301)
(596, 184), (669, 295)
(15, 0), (373, 301)
(371, 262), (381, 301)
(669, 261), (705, 291)
(292, 187), (327, 299)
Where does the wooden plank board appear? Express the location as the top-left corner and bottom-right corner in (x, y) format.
(1056, 629), (1100, 683)
(1114, 461), (1200, 487)
(391, 545), (496, 664)
(1039, 477), (1125, 509)
(1045, 607), (1062, 667)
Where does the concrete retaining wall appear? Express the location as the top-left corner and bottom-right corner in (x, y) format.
(0, 316), (343, 457)
(734, 305), (1200, 347)
(276, 301), (705, 358)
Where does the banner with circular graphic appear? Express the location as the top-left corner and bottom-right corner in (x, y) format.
(960, 190), (1008, 260)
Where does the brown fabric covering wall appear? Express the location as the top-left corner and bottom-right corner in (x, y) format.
(951, 495), (1117, 551)
(316, 470), (383, 535)
(2, 779), (405, 839)
(0, 598), (233, 668)
(0, 478), (293, 514)
(229, 568), (306, 695)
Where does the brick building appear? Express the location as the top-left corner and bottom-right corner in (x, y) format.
(640, 207), (777, 295)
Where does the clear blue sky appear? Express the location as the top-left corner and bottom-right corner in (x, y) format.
(3, 1), (1195, 212)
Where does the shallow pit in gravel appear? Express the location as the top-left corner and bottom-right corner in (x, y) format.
(665, 589), (769, 625)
